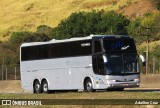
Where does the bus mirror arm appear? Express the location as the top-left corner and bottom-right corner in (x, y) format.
(139, 54), (146, 66)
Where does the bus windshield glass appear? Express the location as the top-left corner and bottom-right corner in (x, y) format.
(102, 37), (138, 75)
(103, 38), (136, 53)
(106, 54), (139, 75)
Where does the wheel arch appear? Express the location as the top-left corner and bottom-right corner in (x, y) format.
(41, 78), (50, 89)
(83, 76), (94, 89)
(33, 79), (41, 93)
(33, 79), (40, 87)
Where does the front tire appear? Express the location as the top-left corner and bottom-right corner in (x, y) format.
(33, 80), (42, 93)
(42, 80), (49, 93)
(84, 78), (94, 92)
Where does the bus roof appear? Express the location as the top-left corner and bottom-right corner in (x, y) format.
(20, 35), (131, 47)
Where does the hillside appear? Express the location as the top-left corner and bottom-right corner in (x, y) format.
(118, 0), (158, 18)
(0, 0), (157, 41)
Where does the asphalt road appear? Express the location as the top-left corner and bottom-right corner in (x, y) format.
(1, 88), (160, 94)
(125, 88), (160, 92)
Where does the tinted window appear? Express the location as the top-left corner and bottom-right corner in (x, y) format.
(21, 40), (92, 61)
(103, 38), (136, 53)
(93, 55), (105, 75)
(94, 41), (102, 53)
(106, 54), (139, 75)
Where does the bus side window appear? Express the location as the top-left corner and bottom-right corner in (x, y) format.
(93, 40), (105, 75)
(94, 41), (102, 53)
(93, 57), (98, 74)
(97, 56), (105, 75)
(93, 55), (105, 75)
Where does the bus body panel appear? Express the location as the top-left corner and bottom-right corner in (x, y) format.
(20, 35), (140, 91)
(21, 56), (93, 90)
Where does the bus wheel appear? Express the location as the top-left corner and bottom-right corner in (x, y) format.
(33, 80), (42, 93)
(42, 80), (49, 93)
(84, 78), (94, 92)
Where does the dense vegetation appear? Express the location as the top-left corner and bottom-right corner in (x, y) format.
(52, 11), (129, 39)
(153, 0), (160, 10)
(128, 13), (160, 42)
(0, 10), (160, 74)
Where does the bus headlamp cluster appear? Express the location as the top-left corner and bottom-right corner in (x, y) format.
(107, 80), (116, 82)
(134, 78), (139, 82)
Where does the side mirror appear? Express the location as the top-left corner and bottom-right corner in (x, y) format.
(139, 55), (146, 66)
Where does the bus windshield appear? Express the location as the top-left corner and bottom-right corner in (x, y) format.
(103, 38), (137, 53)
(106, 54), (139, 75)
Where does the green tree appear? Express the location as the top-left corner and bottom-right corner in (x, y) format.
(153, 0), (160, 10)
(52, 10), (130, 39)
(151, 45), (160, 57)
(127, 19), (143, 43)
(150, 13), (160, 41)
(9, 31), (51, 65)
(10, 31), (51, 45)
(9, 32), (30, 44)
(23, 33), (51, 42)
(97, 11), (129, 35)
(127, 13), (160, 44)
(36, 25), (53, 38)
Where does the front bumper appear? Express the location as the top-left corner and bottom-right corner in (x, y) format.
(106, 82), (140, 89)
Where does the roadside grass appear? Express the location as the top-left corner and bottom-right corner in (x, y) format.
(0, 91), (160, 99)
(0, 92), (160, 108)
(1, 105), (158, 108)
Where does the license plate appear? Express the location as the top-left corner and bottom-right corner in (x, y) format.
(122, 83), (128, 86)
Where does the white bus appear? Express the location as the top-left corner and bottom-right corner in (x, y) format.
(20, 35), (145, 93)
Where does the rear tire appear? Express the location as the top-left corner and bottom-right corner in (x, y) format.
(33, 80), (42, 93)
(42, 80), (49, 93)
(84, 78), (95, 92)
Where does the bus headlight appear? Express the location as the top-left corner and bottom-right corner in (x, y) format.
(134, 79), (139, 82)
(107, 80), (116, 82)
